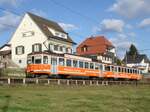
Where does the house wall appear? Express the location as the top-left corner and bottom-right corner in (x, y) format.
(0, 46), (11, 51)
(9, 13), (73, 68)
(97, 55), (112, 64)
(9, 14), (48, 68)
(127, 59), (149, 73)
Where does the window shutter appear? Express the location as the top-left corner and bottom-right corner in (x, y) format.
(22, 46), (24, 54)
(39, 44), (42, 51)
(32, 45), (34, 52)
(15, 47), (18, 55)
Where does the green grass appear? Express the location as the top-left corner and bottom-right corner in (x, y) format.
(0, 85), (150, 112)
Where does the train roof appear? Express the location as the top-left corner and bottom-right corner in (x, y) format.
(27, 51), (141, 70)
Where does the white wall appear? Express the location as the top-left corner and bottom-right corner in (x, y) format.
(97, 55), (112, 64)
(110, 48), (116, 56)
(9, 13), (73, 68)
(0, 46), (11, 51)
(127, 59), (149, 73)
(10, 14), (48, 68)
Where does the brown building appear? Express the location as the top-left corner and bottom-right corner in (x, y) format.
(76, 36), (116, 64)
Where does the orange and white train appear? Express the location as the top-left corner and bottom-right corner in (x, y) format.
(26, 51), (142, 80)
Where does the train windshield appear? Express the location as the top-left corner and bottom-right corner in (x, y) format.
(43, 56), (48, 64)
(34, 55), (42, 64)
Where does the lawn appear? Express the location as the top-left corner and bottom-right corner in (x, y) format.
(0, 85), (150, 112)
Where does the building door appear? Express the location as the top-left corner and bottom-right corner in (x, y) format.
(51, 57), (58, 74)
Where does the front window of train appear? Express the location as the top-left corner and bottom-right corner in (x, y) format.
(43, 56), (48, 64)
(35, 57), (42, 64)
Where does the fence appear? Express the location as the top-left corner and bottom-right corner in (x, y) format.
(0, 78), (150, 86)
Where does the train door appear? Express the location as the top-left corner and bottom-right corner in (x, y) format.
(114, 66), (119, 79)
(51, 57), (58, 74)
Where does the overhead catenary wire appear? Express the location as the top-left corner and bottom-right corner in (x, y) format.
(0, 7), (23, 28)
(49, 0), (100, 25)
(0, 7), (22, 16)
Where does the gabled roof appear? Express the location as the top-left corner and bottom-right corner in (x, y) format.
(0, 44), (11, 50)
(27, 12), (76, 44)
(76, 36), (114, 55)
(123, 54), (150, 64)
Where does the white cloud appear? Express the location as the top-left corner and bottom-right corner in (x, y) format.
(126, 24), (133, 29)
(128, 32), (136, 37)
(59, 22), (78, 31)
(30, 9), (47, 18)
(109, 0), (150, 18)
(110, 34), (136, 58)
(0, 11), (21, 32)
(0, 0), (22, 7)
(139, 18), (150, 28)
(99, 19), (125, 33)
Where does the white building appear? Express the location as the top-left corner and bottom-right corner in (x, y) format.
(124, 54), (150, 73)
(0, 12), (76, 68)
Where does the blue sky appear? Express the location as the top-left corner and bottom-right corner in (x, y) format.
(0, 0), (150, 58)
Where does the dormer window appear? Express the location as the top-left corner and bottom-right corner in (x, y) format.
(81, 45), (88, 52)
(47, 26), (67, 39)
(55, 31), (67, 39)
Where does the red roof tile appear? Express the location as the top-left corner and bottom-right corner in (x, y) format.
(76, 36), (114, 55)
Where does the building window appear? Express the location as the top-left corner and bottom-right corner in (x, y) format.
(54, 45), (59, 51)
(32, 43), (42, 52)
(49, 44), (53, 51)
(15, 46), (24, 55)
(81, 46), (88, 52)
(22, 31), (34, 37)
(60, 46), (63, 52)
(66, 48), (69, 53)
(19, 60), (22, 63)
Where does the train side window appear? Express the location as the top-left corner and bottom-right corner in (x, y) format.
(73, 60), (78, 68)
(100, 64), (103, 70)
(130, 69), (132, 73)
(43, 56), (48, 64)
(95, 63), (99, 70)
(118, 67), (121, 72)
(66, 59), (72, 67)
(79, 61), (84, 68)
(120, 68), (123, 72)
(32, 56), (34, 64)
(111, 66), (114, 71)
(35, 57), (41, 64)
(135, 69), (137, 74)
(105, 66), (111, 71)
(90, 63), (94, 69)
(133, 69), (135, 74)
(114, 67), (117, 72)
(85, 62), (89, 69)
(59, 58), (65, 66)
(127, 68), (129, 73)
(124, 68), (126, 73)
(27, 58), (32, 64)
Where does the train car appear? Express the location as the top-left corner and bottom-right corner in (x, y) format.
(26, 51), (142, 80)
